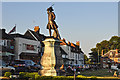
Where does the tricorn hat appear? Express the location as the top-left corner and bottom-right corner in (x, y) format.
(47, 7), (54, 11)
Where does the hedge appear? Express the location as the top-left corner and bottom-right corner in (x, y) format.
(8, 72), (120, 80)
(4, 72), (11, 77)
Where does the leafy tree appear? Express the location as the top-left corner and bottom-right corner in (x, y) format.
(89, 36), (120, 63)
(84, 54), (90, 64)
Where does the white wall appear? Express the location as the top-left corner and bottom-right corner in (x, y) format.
(15, 37), (40, 59)
(60, 45), (84, 66)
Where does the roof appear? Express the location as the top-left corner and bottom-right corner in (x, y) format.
(71, 43), (76, 47)
(11, 33), (34, 40)
(60, 38), (67, 45)
(0, 29), (14, 40)
(60, 47), (68, 55)
(102, 50), (120, 58)
(24, 29), (46, 41)
(102, 50), (120, 63)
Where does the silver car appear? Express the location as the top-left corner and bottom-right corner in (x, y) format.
(111, 65), (118, 70)
(0, 60), (15, 75)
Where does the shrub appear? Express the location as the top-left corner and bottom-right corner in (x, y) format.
(90, 76), (97, 79)
(77, 75), (87, 78)
(91, 76), (97, 78)
(4, 72), (11, 77)
(19, 72), (27, 78)
(53, 76), (67, 80)
(25, 72), (35, 79)
(19, 72), (41, 80)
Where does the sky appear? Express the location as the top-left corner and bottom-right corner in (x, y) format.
(2, 2), (118, 57)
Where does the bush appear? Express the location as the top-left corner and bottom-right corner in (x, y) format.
(19, 72), (41, 80)
(18, 72), (120, 80)
(90, 76), (97, 79)
(4, 72), (11, 77)
(77, 75), (87, 78)
(19, 72), (27, 78)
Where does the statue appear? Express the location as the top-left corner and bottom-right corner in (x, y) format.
(47, 6), (61, 39)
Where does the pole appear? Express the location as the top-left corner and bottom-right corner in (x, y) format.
(74, 72), (75, 80)
(74, 67), (76, 80)
(98, 49), (99, 64)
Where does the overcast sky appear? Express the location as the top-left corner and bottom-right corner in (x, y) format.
(2, 2), (118, 57)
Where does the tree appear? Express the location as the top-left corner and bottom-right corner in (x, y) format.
(89, 36), (120, 63)
(84, 54), (90, 64)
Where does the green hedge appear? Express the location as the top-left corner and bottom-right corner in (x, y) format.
(9, 72), (119, 80)
(4, 72), (11, 77)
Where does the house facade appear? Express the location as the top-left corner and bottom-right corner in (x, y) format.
(0, 29), (15, 63)
(101, 49), (120, 68)
(14, 36), (40, 63)
(12, 27), (45, 63)
(60, 39), (84, 67)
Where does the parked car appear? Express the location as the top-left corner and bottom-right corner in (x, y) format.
(111, 65), (118, 70)
(10, 60), (41, 72)
(0, 60), (15, 75)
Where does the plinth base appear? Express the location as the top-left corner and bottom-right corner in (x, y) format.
(40, 69), (57, 76)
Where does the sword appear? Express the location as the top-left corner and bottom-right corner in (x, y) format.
(50, 4), (54, 7)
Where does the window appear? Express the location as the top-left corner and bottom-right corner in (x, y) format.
(7, 40), (10, 46)
(76, 54), (77, 59)
(62, 55), (65, 58)
(23, 44), (37, 51)
(103, 59), (106, 62)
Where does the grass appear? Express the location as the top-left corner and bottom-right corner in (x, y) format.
(79, 69), (114, 77)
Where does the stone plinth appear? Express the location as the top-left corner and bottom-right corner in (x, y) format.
(40, 38), (62, 76)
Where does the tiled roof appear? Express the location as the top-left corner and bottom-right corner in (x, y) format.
(102, 50), (120, 63)
(102, 50), (120, 58)
(60, 39), (67, 45)
(71, 43), (76, 47)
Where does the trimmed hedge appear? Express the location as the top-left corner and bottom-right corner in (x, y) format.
(9, 72), (120, 80)
(4, 72), (11, 77)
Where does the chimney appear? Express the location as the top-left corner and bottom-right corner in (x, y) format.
(68, 41), (70, 46)
(34, 26), (40, 34)
(63, 38), (65, 42)
(2, 29), (5, 33)
(76, 41), (80, 46)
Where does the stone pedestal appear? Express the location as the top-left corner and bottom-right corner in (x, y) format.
(40, 37), (63, 76)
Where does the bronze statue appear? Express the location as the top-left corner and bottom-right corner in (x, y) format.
(47, 6), (61, 39)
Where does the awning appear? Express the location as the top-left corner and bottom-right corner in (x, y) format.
(0, 52), (14, 56)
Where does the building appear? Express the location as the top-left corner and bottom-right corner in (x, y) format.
(101, 49), (120, 68)
(12, 26), (46, 63)
(1, 26), (84, 66)
(0, 29), (15, 63)
(60, 38), (84, 67)
(11, 33), (39, 63)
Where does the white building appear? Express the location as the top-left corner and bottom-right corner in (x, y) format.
(13, 34), (40, 63)
(60, 39), (84, 67)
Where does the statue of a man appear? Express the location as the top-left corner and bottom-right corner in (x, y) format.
(47, 7), (59, 38)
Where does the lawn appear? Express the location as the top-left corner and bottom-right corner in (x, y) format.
(79, 69), (114, 77)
